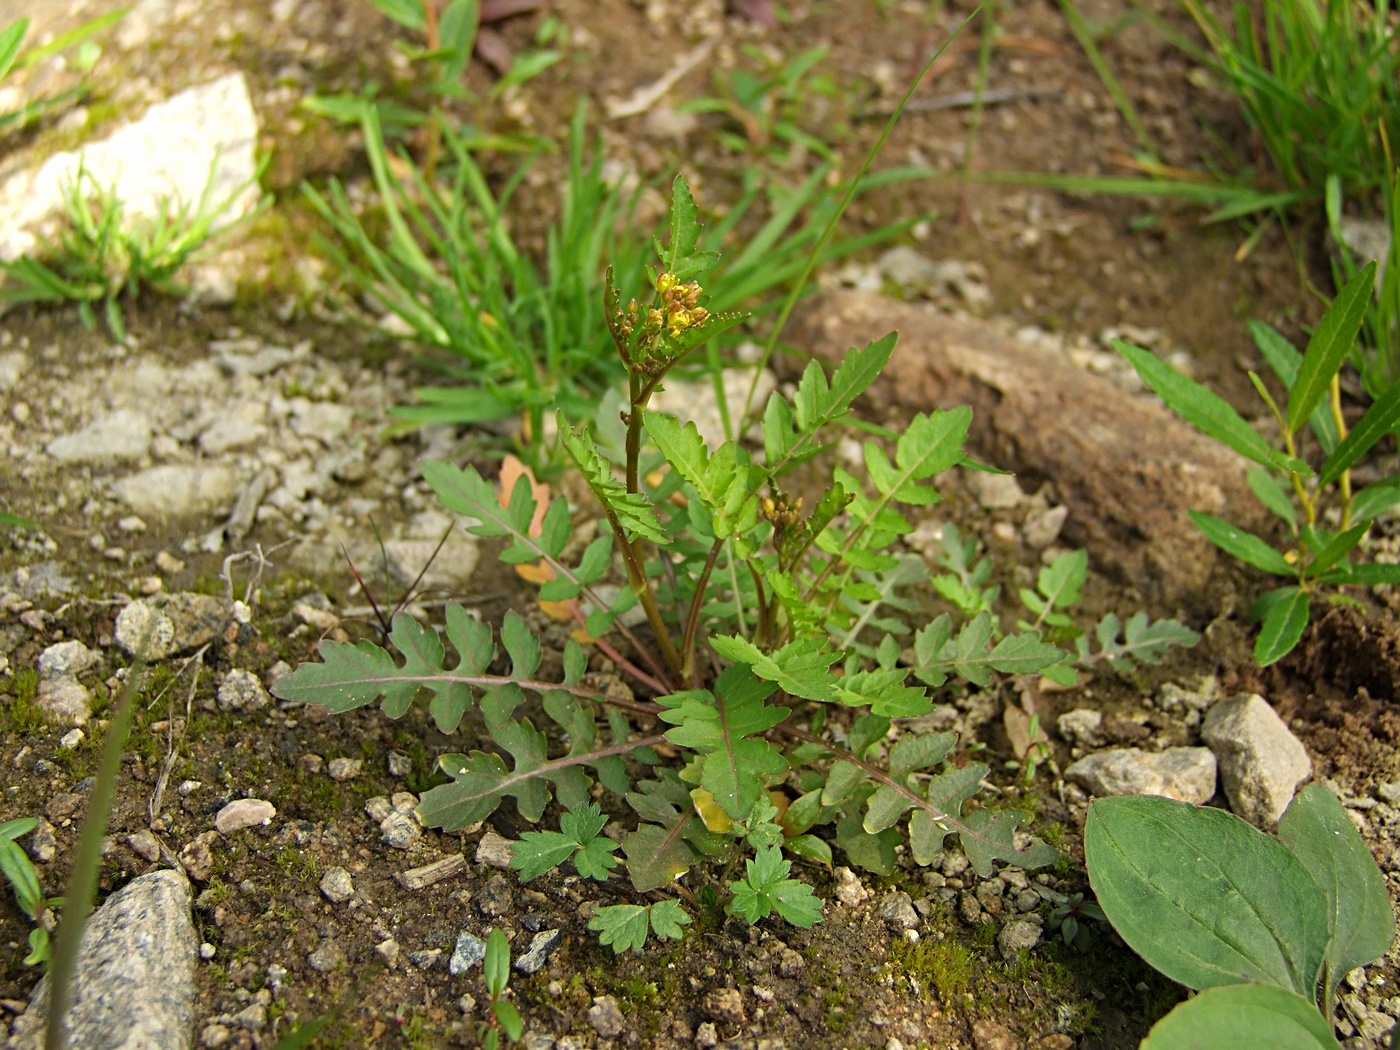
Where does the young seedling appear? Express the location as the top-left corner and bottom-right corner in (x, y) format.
(0, 818), (62, 967)
(1116, 261), (1400, 664)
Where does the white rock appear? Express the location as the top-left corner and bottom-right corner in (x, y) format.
(1056, 708), (1103, 748)
(36, 677), (92, 725)
(966, 470), (1024, 510)
(0, 73), (260, 264)
(215, 799), (276, 834)
(37, 640), (99, 679)
(319, 867), (355, 904)
(45, 410), (153, 462)
(1064, 747), (1217, 804)
(111, 464), (240, 519)
(1201, 693), (1311, 827)
(216, 669), (269, 712)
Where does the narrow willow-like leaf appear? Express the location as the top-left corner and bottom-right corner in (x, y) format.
(1303, 522), (1369, 579)
(1255, 587), (1309, 666)
(1250, 320), (1340, 455)
(1247, 465), (1297, 529)
(1116, 340), (1302, 475)
(1287, 261), (1377, 435)
(1317, 378), (1400, 488)
(1351, 478), (1400, 523)
(1188, 511), (1296, 576)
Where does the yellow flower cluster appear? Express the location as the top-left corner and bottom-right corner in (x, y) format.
(648, 271), (709, 338)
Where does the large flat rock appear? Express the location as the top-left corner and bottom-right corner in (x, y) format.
(788, 292), (1264, 602)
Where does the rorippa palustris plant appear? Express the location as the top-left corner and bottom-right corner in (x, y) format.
(272, 175), (1197, 952)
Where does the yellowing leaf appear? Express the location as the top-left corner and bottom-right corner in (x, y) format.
(498, 454), (550, 537)
(690, 787), (734, 833)
(515, 561), (556, 585)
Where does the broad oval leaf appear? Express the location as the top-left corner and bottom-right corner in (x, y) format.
(1141, 984), (1341, 1050)
(1277, 783), (1397, 995)
(1085, 795), (1329, 996)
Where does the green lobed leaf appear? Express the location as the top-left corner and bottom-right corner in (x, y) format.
(656, 174), (717, 280)
(559, 414), (666, 543)
(1140, 984), (1342, 1050)
(588, 904), (653, 955)
(1189, 511), (1296, 576)
(1287, 262), (1377, 436)
(510, 828), (582, 882)
(643, 411), (758, 538)
(1115, 340), (1301, 474)
(658, 664), (788, 820)
(728, 846), (823, 928)
(1277, 783), (1396, 995)
(648, 899), (693, 942)
(710, 634), (842, 702)
(1037, 549), (1088, 609)
(1255, 587), (1310, 666)
(1085, 795), (1329, 995)
(958, 806), (1059, 877)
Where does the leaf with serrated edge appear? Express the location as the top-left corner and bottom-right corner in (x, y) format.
(649, 899), (693, 942)
(588, 904), (652, 955)
(711, 634), (841, 702)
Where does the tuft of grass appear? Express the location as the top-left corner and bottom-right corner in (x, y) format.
(0, 158), (265, 343)
(307, 103), (928, 468)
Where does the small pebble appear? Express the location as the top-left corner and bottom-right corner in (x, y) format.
(215, 799), (276, 834)
(475, 831), (515, 869)
(319, 866), (354, 903)
(449, 931), (487, 975)
(327, 758), (362, 782)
